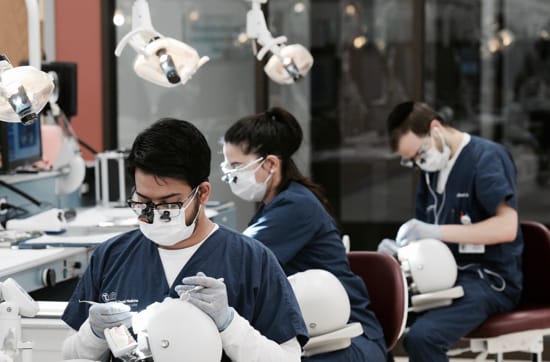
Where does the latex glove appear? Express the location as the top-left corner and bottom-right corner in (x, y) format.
(175, 272), (233, 331)
(88, 302), (133, 339)
(396, 218), (442, 247)
(377, 238), (400, 256)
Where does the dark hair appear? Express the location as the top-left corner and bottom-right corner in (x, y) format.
(224, 107), (335, 217)
(127, 118), (210, 188)
(386, 101), (446, 151)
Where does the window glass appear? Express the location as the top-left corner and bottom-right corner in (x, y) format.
(310, 0), (417, 246)
(114, 0), (256, 229)
(425, 0), (550, 224)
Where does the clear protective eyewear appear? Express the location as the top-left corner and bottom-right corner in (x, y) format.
(127, 187), (198, 222)
(220, 157), (264, 184)
(400, 136), (430, 168)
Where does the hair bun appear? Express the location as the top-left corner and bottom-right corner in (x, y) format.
(267, 107), (303, 158)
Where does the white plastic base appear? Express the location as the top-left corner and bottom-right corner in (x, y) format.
(302, 322), (363, 357)
(410, 286), (464, 313)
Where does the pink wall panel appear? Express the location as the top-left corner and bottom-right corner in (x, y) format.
(55, 0), (103, 160)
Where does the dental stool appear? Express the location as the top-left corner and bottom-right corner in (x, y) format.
(347, 251), (408, 351)
(462, 220), (550, 362)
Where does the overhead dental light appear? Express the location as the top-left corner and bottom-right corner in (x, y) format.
(115, 0), (209, 87)
(0, 54), (54, 125)
(0, 1), (54, 125)
(246, 0), (313, 85)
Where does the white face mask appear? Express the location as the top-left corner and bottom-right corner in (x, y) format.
(138, 191), (200, 246)
(417, 130), (451, 172)
(221, 158), (272, 202)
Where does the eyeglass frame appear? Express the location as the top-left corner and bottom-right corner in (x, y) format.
(399, 135), (431, 168)
(127, 186), (199, 218)
(220, 157), (264, 183)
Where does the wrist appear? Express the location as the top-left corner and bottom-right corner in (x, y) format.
(218, 307), (234, 332)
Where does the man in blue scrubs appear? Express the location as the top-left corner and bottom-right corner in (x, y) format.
(386, 101), (523, 361)
(61, 118), (308, 361)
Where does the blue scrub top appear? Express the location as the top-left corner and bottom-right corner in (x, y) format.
(416, 135), (523, 300)
(244, 181), (385, 343)
(62, 226), (308, 360)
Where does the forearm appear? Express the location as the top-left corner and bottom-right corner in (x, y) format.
(221, 311), (301, 362)
(61, 319), (111, 361)
(441, 202), (518, 245)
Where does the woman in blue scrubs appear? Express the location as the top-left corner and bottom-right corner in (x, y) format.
(61, 118), (307, 362)
(385, 101), (523, 362)
(221, 107), (387, 361)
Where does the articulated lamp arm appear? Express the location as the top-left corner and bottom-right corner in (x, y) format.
(245, 0), (313, 84)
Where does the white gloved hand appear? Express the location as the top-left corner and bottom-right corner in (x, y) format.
(396, 218), (442, 247)
(88, 302), (133, 339)
(377, 238), (400, 256)
(175, 272), (233, 331)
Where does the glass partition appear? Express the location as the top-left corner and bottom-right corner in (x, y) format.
(425, 0), (550, 224)
(114, 0), (257, 229)
(310, 0), (418, 248)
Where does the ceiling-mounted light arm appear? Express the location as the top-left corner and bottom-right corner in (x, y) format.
(246, 0), (299, 79)
(246, 1), (285, 59)
(114, 0), (162, 58)
(25, 0), (40, 69)
(245, 0), (313, 84)
(115, 0), (209, 87)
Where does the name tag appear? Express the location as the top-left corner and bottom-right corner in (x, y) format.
(459, 243), (485, 254)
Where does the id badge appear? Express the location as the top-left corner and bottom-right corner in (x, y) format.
(459, 243), (485, 254)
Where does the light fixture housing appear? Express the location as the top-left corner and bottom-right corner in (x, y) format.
(115, 0), (209, 87)
(0, 55), (54, 125)
(264, 44), (314, 85)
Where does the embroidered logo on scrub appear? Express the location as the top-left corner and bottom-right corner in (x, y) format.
(101, 292), (139, 307)
(456, 192), (469, 198)
(102, 292), (118, 302)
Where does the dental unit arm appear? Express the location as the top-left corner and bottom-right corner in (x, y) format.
(114, 0), (209, 87)
(245, 0), (313, 84)
(103, 298), (222, 362)
(0, 278), (39, 362)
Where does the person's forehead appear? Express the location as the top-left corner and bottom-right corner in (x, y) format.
(397, 131), (425, 158)
(223, 143), (256, 161)
(134, 169), (191, 198)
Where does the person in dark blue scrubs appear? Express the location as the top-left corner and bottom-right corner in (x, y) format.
(385, 101), (523, 362)
(61, 118), (308, 362)
(221, 107), (387, 362)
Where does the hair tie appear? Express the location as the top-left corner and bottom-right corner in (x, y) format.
(266, 110), (276, 122)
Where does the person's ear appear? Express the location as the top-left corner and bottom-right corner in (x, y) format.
(196, 182), (211, 204)
(264, 155), (280, 173)
(429, 118), (443, 130)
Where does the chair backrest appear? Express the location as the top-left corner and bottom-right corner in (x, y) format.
(519, 220), (550, 306)
(347, 251), (408, 350)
